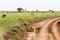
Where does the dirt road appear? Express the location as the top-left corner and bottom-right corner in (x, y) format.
(26, 17), (60, 40)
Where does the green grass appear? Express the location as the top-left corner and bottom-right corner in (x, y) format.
(0, 12), (60, 31)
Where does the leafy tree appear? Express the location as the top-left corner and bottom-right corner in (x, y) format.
(49, 10), (54, 13)
(17, 7), (23, 12)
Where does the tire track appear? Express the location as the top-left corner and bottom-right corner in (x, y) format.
(26, 18), (53, 40)
(52, 19), (60, 40)
(25, 17), (60, 40)
(35, 18), (59, 40)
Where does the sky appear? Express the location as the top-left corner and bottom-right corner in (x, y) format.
(0, 0), (60, 11)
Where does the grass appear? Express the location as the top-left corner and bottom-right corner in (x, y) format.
(0, 12), (60, 40)
(0, 12), (60, 30)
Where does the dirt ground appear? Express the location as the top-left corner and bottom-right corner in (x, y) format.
(25, 17), (60, 40)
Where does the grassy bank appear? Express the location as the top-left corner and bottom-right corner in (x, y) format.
(0, 12), (60, 40)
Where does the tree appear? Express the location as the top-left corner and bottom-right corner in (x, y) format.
(36, 9), (38, 12)
(25, 9), (27, 12)
(49, 10), (54, 13)
(17, 7), (23, 12)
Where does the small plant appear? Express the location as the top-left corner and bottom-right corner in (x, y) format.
(2, 14), (6, 18)
(31, 11), (34, 15)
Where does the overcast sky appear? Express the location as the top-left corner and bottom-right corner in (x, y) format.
(0, 0), (60, 11)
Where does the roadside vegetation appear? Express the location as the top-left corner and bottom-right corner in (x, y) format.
(0, 12), (60, 40)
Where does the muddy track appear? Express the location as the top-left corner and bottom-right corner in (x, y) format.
(25, 17), (60, 40)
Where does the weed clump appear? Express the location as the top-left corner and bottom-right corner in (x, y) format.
(2, 14), (6, 18)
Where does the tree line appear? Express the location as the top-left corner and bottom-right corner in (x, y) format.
(17, 7), (54, 13)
